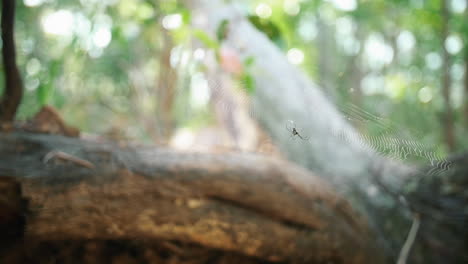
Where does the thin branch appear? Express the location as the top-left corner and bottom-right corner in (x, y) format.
(43, 150), (95, 169)
(397, 213), (421, 264)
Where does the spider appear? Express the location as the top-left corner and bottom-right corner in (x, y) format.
(286, 120), (309, 140)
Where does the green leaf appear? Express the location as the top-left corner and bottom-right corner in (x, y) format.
(247, 15), (286, 50)
(37, 83), (50, 105)
(244, 56), (255, 67)
(216, 19), (229, 42)
(241, 73), (255, 94)
(181, 9), (191, 24)
(193, 29), (219, 50)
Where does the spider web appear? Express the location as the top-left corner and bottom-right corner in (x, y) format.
(203, 72), (452, 179)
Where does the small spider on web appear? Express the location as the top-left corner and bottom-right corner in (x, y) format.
(286, 120), (309, 140)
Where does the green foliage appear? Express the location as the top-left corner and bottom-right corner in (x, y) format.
(193, 29), (219, 50)
(244, 56), (255, 67)
(216, 19), (229, 42)
(248, 15), (286, 50)
(239, 56), (256, 94)
(240, 73), (255, 94)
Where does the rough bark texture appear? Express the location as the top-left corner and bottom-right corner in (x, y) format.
(0, 132), (383, 264)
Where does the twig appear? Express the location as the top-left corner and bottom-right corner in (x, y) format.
(397, 213), (421, 264)
(43, 150), (95, 169)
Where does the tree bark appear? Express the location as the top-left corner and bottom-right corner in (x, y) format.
(156, 29), (177, 143)
(0, 132), (383, 264)
(0, 0), (23, 122)
(464, 4), (468, 129)
(465, 49), (468, 127)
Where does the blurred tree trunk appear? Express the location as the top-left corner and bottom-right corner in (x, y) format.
(317, 15), (337, 98)
(464, 7), (468, 128)
(465, 48), (468, 127)
(0, 0), (23, 122)
(156, 29), (177, 143)
(441, 0), (455, 152)
(347, 29), (365, 130)
(348, 53), (364, 130)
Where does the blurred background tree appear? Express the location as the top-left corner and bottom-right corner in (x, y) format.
(6, 0), (468, 157)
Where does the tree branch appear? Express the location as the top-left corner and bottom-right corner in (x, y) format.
(0, 0), (23, 122)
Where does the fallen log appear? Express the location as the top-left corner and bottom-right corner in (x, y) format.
(0, 132), (383, 263)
